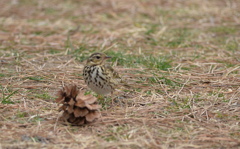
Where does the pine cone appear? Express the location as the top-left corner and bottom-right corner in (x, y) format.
(56, 85), (101, 125)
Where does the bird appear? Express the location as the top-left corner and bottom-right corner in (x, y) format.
(83, 52), (122, 95)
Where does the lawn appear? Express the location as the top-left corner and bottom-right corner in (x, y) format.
(0, 0), (239, 148)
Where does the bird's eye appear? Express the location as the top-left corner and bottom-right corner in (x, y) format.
(96, 56), (101, 59)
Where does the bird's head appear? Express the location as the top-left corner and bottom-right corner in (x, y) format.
(86, 53), (111, 66)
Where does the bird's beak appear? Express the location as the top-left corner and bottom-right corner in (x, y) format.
(104, 56), (111, 59)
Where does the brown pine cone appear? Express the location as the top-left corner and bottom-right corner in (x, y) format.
(56, 85), (101, 125)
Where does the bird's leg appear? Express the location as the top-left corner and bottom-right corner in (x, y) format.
(97, 94), (112, 109)
(97, 94), (104, 100)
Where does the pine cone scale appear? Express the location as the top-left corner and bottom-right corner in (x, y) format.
(56, 85), (101, 125)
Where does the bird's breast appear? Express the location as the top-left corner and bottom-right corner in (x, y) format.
(83, 65), (113, 95)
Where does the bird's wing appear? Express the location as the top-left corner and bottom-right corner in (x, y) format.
(104, 64), (130, 88)
(104, 64), (122, 84)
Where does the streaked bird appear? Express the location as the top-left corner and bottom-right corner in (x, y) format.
(83, 53), (122, 95)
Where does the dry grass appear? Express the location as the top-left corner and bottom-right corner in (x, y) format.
(0, 0), (239, 148)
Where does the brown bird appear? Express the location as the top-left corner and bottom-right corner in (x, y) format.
(83, 53), (122, 95)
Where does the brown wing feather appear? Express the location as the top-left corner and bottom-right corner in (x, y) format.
(104, 64), (122, 85)
(104, 64), (131, 88)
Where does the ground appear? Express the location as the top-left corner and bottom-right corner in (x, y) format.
(0, 0), (239, 148)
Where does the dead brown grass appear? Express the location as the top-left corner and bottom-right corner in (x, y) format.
(0, 0), (239, 148)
